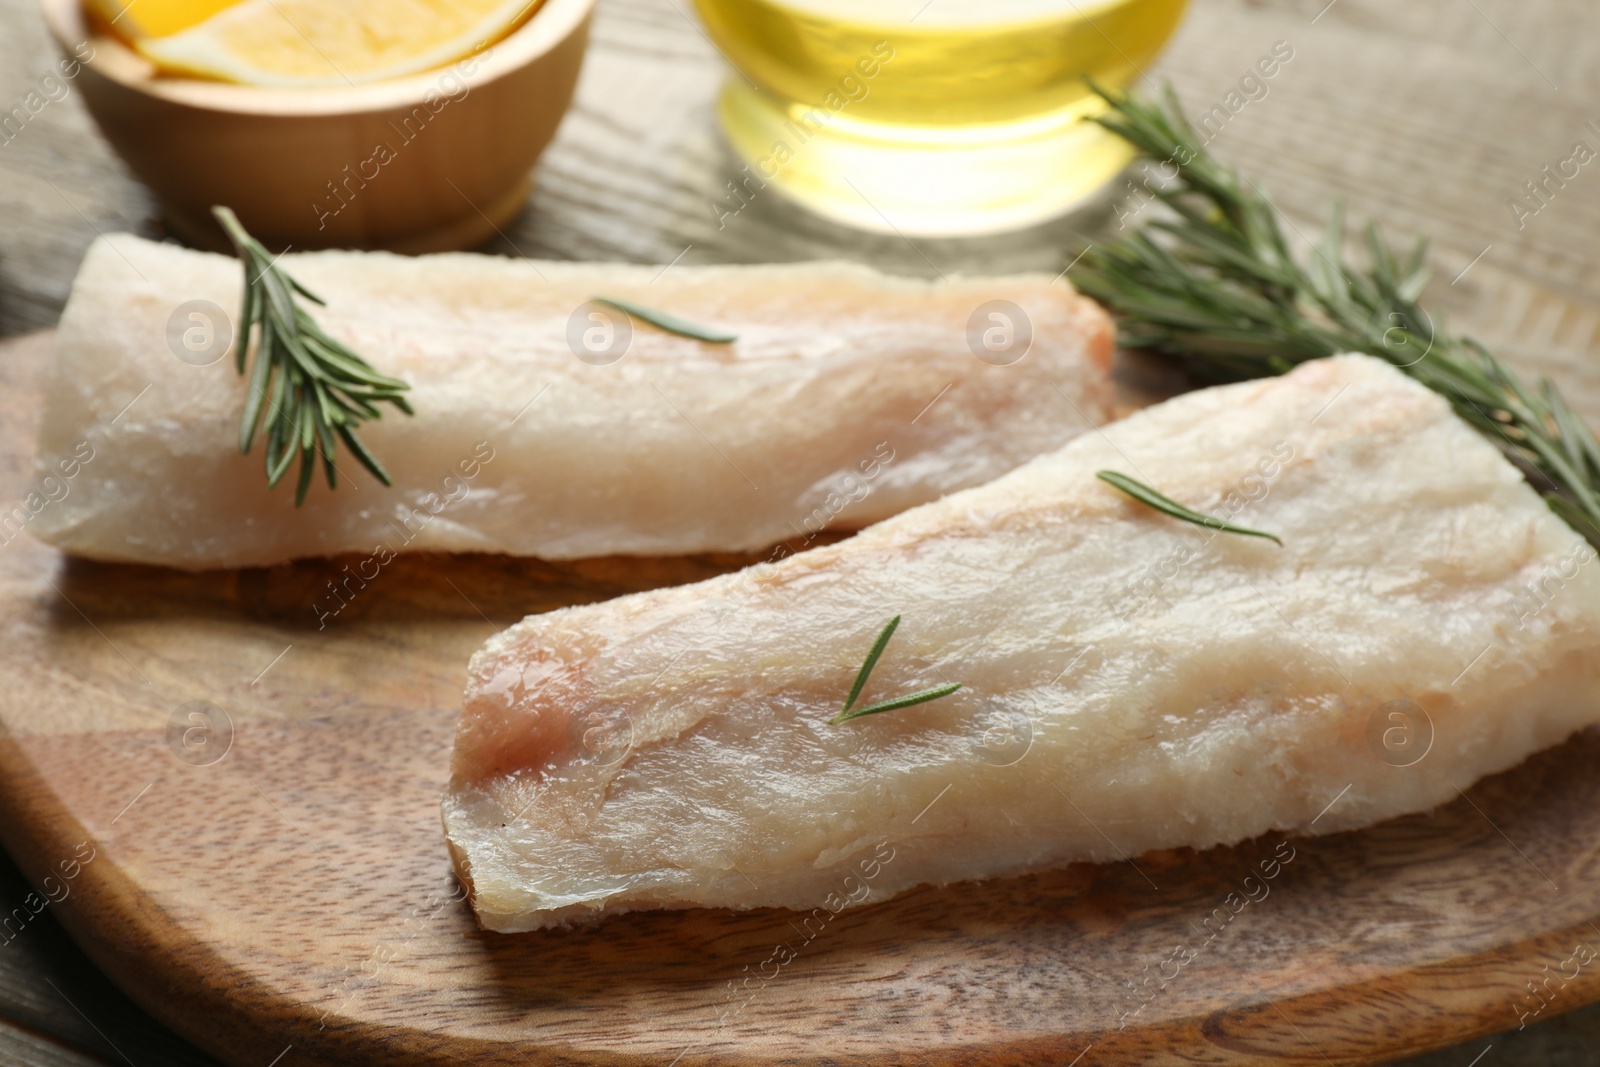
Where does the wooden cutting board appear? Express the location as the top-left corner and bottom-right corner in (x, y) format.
(2, 327), (1599, 1067)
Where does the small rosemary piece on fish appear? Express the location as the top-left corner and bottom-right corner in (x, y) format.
(831, 615), (962, 724)
(214, 205), (412, 505)
(590, 295), (738, 343)
(1096, 470), (1282, 545)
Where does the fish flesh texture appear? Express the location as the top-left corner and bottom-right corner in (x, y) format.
(29, 236), (1113, 569)
(442, 354), (1600, 931)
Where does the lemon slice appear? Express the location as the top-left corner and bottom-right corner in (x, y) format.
(86, 0), (239, 40)
(136, 0), (541, 88)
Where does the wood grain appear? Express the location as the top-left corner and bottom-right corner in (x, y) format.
(3, 320), (1600, 1067)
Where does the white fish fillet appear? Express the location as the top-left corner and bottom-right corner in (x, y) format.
(28, 236), (1112, 569)
(442, 354), (1600, 931)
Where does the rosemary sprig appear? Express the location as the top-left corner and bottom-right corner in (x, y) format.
(1074, 86), (1600, 548)
(591, 295), (738, 343)
(831, 615), (962, 724)
(1096, 470), (1282, 545)
(213, 206), (413, 505)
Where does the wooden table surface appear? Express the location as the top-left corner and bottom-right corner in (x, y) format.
(3, 0), (1600, 1063)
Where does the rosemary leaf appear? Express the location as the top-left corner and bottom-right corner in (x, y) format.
(1074, 87), (1600, 547)
(213, 206), (412, 505)
(1096, 470), (1282, 546)
(591, 295), (738, 343)
(834, 684), (964, 724)
(831, 615), (962, 725)
(843, 614), (900, 714)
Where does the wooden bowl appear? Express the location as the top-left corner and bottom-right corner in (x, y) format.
(39, 0), (595, 252)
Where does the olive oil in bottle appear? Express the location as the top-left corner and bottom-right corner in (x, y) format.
(693, 0), (1188, 234)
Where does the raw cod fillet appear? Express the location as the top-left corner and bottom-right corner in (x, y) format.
(29, 236), (1113, 569)
(442, 354), (1600, 931)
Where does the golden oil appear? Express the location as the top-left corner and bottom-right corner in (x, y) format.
(693, 0), (1188, 234)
